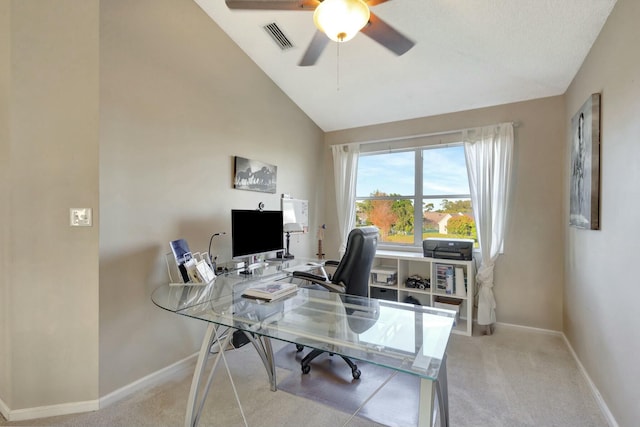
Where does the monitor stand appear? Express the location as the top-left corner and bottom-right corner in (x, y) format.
(238, 256), (268, 275)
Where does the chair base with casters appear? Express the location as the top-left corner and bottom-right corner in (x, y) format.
(291, 226), (379, 381)
(296, 345), (361, 379)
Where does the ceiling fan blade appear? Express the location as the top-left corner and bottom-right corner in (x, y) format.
(366, 0), (390, 5)
(361, 11), (415, 56)
(298, 31), (329, 66)
(225, 0), (318, 11)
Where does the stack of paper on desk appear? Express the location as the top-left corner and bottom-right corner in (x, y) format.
(242, 281), (298, 302)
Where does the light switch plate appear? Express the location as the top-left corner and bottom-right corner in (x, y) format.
(70, 208), (92, 227)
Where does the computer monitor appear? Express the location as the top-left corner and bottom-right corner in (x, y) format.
(231, 209), (284, 260)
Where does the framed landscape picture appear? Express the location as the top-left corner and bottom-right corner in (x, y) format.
(233, 156), (277, 194)
(569, 93), (601, 230)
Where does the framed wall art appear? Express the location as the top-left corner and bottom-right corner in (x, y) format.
(569, 93), (601, 230)
(233, 156), (277, 194)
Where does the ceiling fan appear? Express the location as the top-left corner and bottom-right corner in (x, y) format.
(225, 0), (415, 66)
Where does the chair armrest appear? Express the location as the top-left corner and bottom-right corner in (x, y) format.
(291, 271), (346, 294)
(292, 270), (325, 283)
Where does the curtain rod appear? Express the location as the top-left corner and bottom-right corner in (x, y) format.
(331, 121), (520, 148)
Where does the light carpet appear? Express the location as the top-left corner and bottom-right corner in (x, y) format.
(0, 325), (608, 427)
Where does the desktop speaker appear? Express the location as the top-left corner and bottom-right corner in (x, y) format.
(232, 330), (250, 348)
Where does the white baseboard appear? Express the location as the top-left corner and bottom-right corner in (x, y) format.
(0, 352), (197, 422)
(1, 398), (99, 422)
(494, 321), (563, 336)
(99, 352), (198, 408)
(0, 396), (10, 421)
(561, 334), (619, 427)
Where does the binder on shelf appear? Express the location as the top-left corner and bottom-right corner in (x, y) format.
(435, 264), (455, 294)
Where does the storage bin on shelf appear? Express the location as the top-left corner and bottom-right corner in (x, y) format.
(370, 266), (397, 286)
(370, 286), (398, 301)
(434, 296), (462, 324)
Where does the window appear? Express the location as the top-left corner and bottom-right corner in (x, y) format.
(355, 144), (477, 248)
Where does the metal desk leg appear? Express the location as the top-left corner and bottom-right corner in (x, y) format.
(263, 337), (276, 391)
(417, 355), (449, 427)
(184, 324), (232, 427)
(437, 355), (449, 427)
(418, 378), (435, 427)
(242, 331), (277, 392)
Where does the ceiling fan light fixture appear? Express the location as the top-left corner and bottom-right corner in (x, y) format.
(313, 0), (370, 43)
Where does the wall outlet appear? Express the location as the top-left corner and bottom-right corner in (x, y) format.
(70, 208), (92, 227)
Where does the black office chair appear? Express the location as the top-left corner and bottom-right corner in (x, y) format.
(292, 226), (379, 379)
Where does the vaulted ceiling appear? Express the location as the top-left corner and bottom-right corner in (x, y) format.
(195, 0), (617, 131)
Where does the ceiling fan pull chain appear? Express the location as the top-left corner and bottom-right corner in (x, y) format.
(336, 41), (340, 91)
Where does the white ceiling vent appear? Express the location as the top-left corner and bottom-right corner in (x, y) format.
(264, 22), (294, 50)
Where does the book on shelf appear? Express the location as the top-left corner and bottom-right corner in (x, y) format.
(242, 281), (298, 302)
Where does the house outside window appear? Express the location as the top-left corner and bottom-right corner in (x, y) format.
(355, 144), (477, 249)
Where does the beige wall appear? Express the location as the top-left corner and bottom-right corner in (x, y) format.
(1, 0), (323, 414)
(564, 0), (640, 424)
(98, 0), (324, 396)
(2, 0), (100, 410)
(4, 0), (637, 425)
(0, 0), (11, 409)
(324, 96), (566, 331)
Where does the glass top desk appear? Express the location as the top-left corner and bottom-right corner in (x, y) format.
(152, 258), (454, 427)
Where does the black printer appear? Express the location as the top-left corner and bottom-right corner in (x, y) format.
(423, 238), (474, 261)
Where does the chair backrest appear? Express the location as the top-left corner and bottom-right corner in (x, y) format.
(331, 226), (379, 297)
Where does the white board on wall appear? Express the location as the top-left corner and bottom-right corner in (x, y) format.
(281, 198), (309, 233)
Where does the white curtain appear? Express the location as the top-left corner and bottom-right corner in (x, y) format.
(463, 123), (514, 328)
(331, 144), (359, 252)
